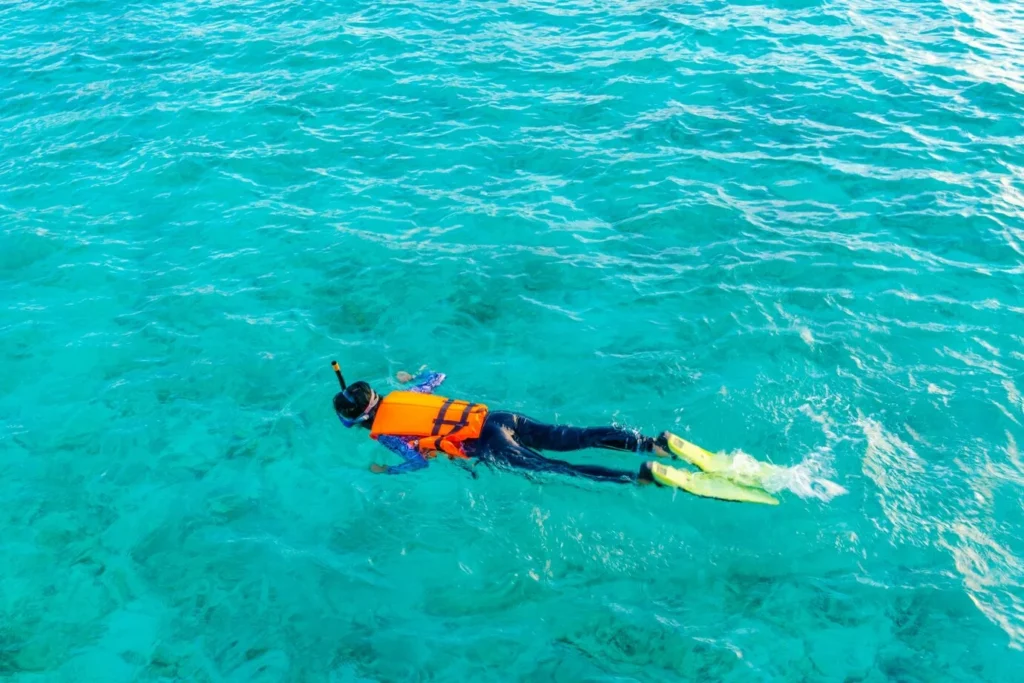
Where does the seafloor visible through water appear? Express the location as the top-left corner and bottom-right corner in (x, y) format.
(2, 0), (1023, 681)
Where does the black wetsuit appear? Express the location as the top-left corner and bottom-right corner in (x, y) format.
(465, 411), (657, 483)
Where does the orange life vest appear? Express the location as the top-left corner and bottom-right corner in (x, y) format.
(370, 391), (488, 459)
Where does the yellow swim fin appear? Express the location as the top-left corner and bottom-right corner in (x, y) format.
(664, 432), (781, 490)
(649, 462), (780, 506)
(665, 433), (733, 472)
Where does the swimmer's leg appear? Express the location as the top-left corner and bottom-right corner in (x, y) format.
(492, 444), (649, 484)
(508, 413), (666, 456)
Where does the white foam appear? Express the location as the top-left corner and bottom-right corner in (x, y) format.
(800, 326), (815, 348)
(725, 448), (848, 502)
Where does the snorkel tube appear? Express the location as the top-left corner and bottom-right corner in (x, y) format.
(332, 360), (347, 391)
(332, 360), (382, 428)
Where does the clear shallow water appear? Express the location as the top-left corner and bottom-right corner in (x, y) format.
(2, 0), (1023, 680)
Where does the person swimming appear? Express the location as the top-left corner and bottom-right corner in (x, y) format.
(331, 362), (669, 484)
(330, 361), (782, 504)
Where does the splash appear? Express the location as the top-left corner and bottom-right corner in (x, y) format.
(723, 448), (848, 502)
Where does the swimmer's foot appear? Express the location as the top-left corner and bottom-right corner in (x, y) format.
(651, 432), (673, 458)
(637, 461), (660, 486)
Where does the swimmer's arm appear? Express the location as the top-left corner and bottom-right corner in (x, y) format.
(371, 436), (429, 475)
(396, 366), (446, 394)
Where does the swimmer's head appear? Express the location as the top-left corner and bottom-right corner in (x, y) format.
(334, 381), (379, 429)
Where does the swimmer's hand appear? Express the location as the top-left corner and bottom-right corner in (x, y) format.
(396, 364), (429, 383)
(369, 464), (388, 474)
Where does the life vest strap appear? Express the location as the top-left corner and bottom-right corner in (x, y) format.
(431, 400), (484, 436)
(431, 399), (457, 436)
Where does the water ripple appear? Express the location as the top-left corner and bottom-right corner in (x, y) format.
(2, 0), (1023, 679)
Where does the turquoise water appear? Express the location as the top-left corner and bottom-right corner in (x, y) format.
(2, 0), (1024, 679)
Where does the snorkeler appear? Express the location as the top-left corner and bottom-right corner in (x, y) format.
(330, 361), (781, 504)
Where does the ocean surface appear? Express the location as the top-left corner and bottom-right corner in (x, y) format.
(2, 0), (1023, 680)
